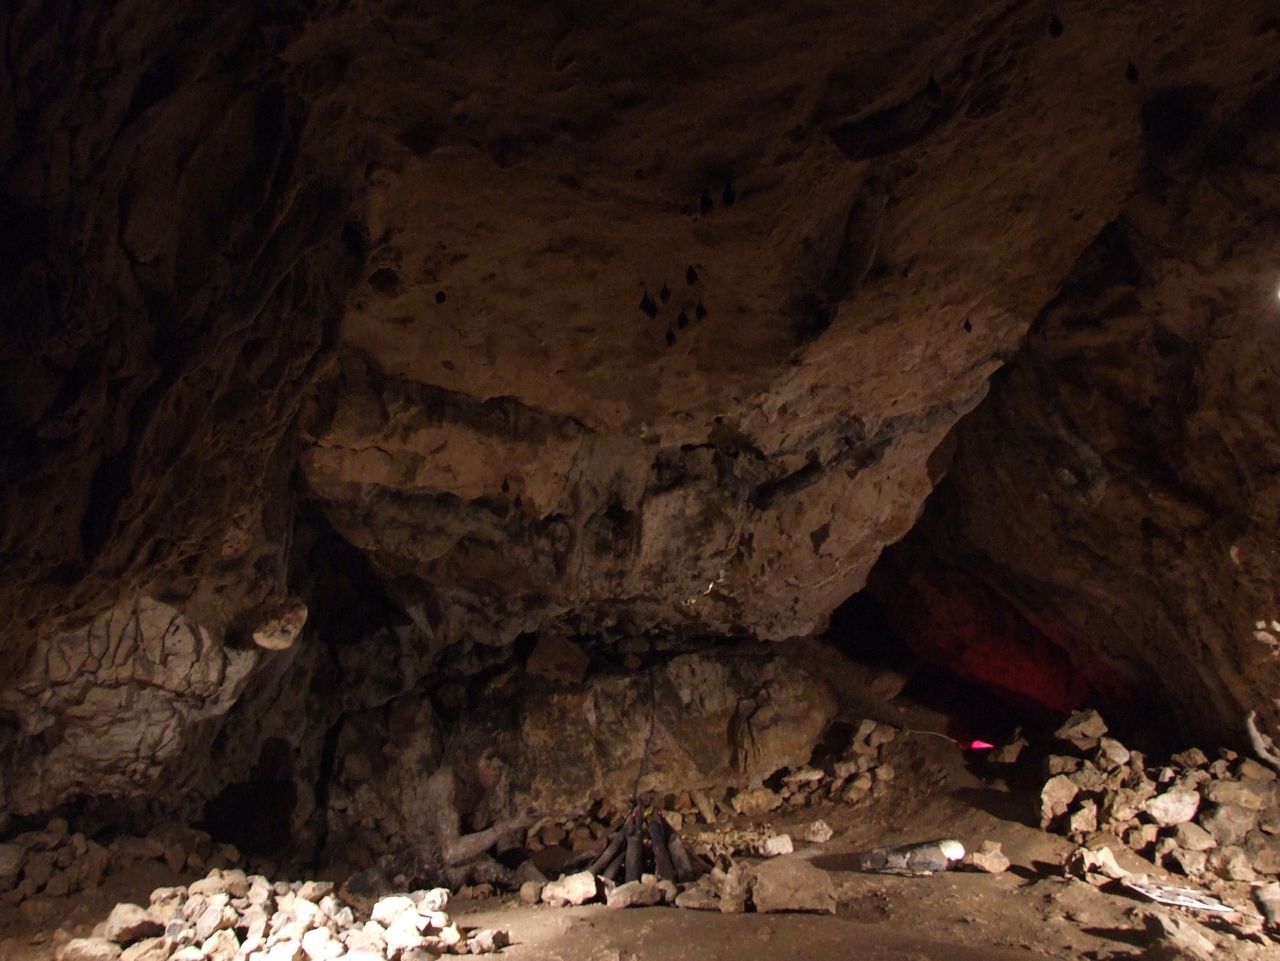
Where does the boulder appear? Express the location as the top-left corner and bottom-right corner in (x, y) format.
(370, 895), (417, 927)
(1068, 799), (1098, 836)
(804, 820), (833, 844)
(467, 929), (510, 953)
(1199, 804), (1256, 846)
(410, 888), (450, 913)
(1144, 790), (1200, 827)
(964, 841), (1011, 874)
(674, 881), (721, 911)
(1096, 738), (1131, 770)
(761, 834), (794, 856)
(1254, 880), (1280, 928)
(1172, 749), (1209, 769)
(731, 787), (783, 817)
(119, 939), (170, 961)
(59, 938), (122, 961)
(1166, 848), (1208, 877)
(1040, 775), (1079, 827)
(717, 863), (754, 914)
(104, 904), (164, 945)
(1066, 845), (1129, 884)
(1207, 846), (1255, 882)
(301, 926), (344, 961)
(1142, 911), (1217, 960)
(201, 929), (240, 961)
(1172, 823), (1217, 852)
(1244, 831), (1280, 875)
(1055, 710), (1108, 751)
(605, 880), (663, 909)
(1200, 781), (1263, 811)
(540, 871), (598, 906)
(750, 857), (836, 914)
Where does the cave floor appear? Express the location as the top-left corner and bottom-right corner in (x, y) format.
(2, 705), (1273, 960)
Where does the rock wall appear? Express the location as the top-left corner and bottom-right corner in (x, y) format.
(320, 647), (837, 868)
(1, 0), (1279, 825)
(887, 79), (1280, 744)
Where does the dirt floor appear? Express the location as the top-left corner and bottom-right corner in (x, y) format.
(2, 700), (1274, 961)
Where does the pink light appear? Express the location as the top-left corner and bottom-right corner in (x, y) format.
(960, 739), (996, 750)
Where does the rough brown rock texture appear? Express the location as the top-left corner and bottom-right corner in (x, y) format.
(884, 79), (1280, 743)
(2, 0), (1279, 820)
(0, 2), (363, 656)
(303, 0), (1280, 655)
(321, 647), (836, 865)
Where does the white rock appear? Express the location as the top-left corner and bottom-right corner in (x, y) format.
(58, 937), (121, 961)
(169, 948), (203, 961)
(119, 938), (169, 961)
(384, 916), (425, 954)
(194, 898), (236, 941)
(242, 904), (270, 941)
(1095, 738), (1131, 770)
(188, 872), (230, 898)
(1066, 845), (1129, 884)
(465, 929), (509, 953)
(1055, 710), (1108, 750)
(1040, 774), (1079, 827)
(297, 881), (334, 902)
(606, 880), (663, 909)
(300, 927), (343, 961)
(964, 841), (1011, 874)
(730, 787), (782, 817)
(411, 888), (450, 913)
(1144, 790), (1200, 826)
(104, 904), (163, 945)
(803, 820), (833, 844)
(264, 941), (303, 961)
(370, 895), (416, 927)
(341, 923), (385, 954)
(540, 871), (598, 906)
(761, 834), (794, 856)
(201, 928), (240, 961)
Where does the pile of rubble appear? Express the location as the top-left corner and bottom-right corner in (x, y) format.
(1035, 710), (1280, 883)
(0, 819), (243, 910)
(60, 871), (507, 961)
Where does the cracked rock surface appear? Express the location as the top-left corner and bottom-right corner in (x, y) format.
(2, 0), (1280, 819)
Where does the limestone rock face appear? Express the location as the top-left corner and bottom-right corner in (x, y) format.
(0, 596), (258, 815)
(511, 650), (838, 811)
(326, 648), (836, 841)
(885, 76), (1280, 743)
(298, 1), (1280, 659)
(1, 0), (1279, 821)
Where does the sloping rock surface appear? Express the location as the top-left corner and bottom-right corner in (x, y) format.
(886, 78), (1280, 743)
